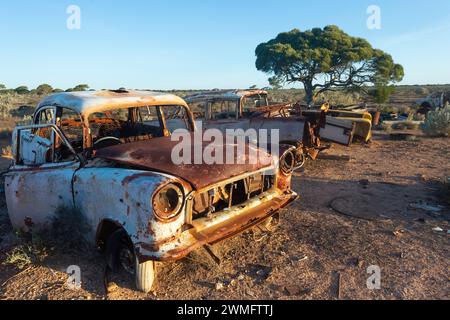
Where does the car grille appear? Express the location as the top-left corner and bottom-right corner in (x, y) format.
(191, 171), (274, 220)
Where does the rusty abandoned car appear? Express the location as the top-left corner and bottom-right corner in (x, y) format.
(184, 89), (325, 167)
(3, 90), (298, 292)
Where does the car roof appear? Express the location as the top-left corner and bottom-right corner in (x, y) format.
(184, 89), (268, 103)
(36, 90), (188, 116)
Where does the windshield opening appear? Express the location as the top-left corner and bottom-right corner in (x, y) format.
(89, 105), (191, 150)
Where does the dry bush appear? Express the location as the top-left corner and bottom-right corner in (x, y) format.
(4, 240), (48, 270)
(0, 92), (40, 120)
(316, 90), (361, 106)
(421, 104), (450, 137)
(3, 206), (92, 270)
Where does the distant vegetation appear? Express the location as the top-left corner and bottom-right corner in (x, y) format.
(0, 83), (91, 124)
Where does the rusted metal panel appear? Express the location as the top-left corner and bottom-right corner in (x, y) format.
(320, 116), (355, 146)
(138, 189), (297, 261)
(36, 90), (189, 118)
(4, 161), (79, 230)
(73, 168), (186, 246)
(95, 135), (274, 190)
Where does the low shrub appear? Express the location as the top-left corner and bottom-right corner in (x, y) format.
(421, 104), (450, 137)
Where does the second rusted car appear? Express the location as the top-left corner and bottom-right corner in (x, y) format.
(185, 89), (325, 168)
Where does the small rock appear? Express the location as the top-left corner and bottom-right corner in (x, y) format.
(284, 285), (301, 296)
(215, 282), (224, 291)
(393, 229), (405, 237)
(432, 227), (444, 232)
(107, 282), (119, 293)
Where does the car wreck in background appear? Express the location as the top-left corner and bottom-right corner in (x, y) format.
(302, 104), (373, 146)
(416, 91), (450, 114)
(185, 89), (325, 167)
(3, 90), (298, 292)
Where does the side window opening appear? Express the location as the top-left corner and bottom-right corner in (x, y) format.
(20, 107), (78, 165)
(35, 108), (55, 141)
(188, 101), (207, 119)
(210, 100), (238, 120)
(242, 94), (268, 113)
(57, 108), (84, 155)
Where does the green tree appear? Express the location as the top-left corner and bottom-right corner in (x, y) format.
(268, 76), (283, 90)
(255, 25), (404, 104)
(15, 86), (29, 94)
(370, 82), (395, 104)
(0, 84), (6, 90)
(36, 84), (54, 95)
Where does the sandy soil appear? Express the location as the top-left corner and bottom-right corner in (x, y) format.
(0, 135), (449, 300)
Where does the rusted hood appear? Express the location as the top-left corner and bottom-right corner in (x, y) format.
(95, 134), (274, 190)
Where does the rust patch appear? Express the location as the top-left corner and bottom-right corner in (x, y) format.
(97, 134), (273, 190)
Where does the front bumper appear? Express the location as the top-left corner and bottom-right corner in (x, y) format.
(137, 189), (298, 262)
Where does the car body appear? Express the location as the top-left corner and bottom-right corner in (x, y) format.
(416, 91), (450, 114)
(3, 90), (298, 292)
(184, 89), (325, 167)
(304, 105), (373, 145)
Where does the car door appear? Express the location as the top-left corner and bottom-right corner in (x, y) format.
(4, 107), (80, 230)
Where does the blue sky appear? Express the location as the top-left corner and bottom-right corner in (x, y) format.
(0, 0), (449, 90)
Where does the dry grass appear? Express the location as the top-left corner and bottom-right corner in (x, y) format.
(2, 206), (92, 271)
(4, 241), (48, 270)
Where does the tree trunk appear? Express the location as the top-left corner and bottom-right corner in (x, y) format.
(303, 81), (314, 106)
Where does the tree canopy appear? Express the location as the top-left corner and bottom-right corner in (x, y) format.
(66, 84), (90, 92)
(14, 86), (29, 94)
(255, 25), (404, 104)
(36, 84), (54, 95)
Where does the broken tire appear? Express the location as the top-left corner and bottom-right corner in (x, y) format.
(105, 228), (157, 293)
(105, 228), (134, 272)
(135, 259), (156, 293)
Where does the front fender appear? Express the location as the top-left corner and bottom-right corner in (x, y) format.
(73, 168), (188, 248)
